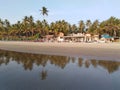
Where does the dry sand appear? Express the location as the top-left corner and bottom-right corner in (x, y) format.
(0, 41), (120, 61)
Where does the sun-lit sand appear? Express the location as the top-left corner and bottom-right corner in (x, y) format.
(0, 41), (120, 60)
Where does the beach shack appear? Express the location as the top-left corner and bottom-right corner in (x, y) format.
(63, 33), (85, 42)
(101, 34), (114, 42)
(42, 35), (54, 42)
(57, 32), (64, 42)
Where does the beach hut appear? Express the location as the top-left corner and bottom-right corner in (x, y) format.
(57, 32), (64, 42)
(101, 34), (112, 38)
(43, 35), (54, 42)
(101, 34), (114, 42)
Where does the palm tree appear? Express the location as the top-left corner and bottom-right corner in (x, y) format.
(3, 19), (11, 40)
(79, 20), (85, 33)
(42, 19), (49, 35)
(35, 20), (43, 35)
(88, 20), (99, 34)
(0, 19), (4, 28)
(29, 16), (35, 36)
(40, 7), (49, 36)
(0, 19), (4, 37)
(16, 21), (23, 38)
(22, 16), (30, 38)
(71, 24), (77, 33)
(99, 17), (120, 37)
(40, 6), (49, 16)
(86, 20), (92, 32)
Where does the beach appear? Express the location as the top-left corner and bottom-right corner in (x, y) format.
(0, 41), (120, 61)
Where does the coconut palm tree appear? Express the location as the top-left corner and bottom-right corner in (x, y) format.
(40, 7), (49, 36)
(86, 20), (92, 32)
(88, 20), (99, 34)
(79, 20), (85, 33)
(29, 16), (35, 36)
(99, 17), (120, 37)
(3, 19), (11, 40)
(22, 16), (30, 39)
(42, 19), (49, 35)
(16, 21), (23, 38)
(71, 24), (78, 34)
(0, 19), (4, 28)
(40, 6), (49, 16)
(0, 19), (4, 37)
(35, 20), (43, 35)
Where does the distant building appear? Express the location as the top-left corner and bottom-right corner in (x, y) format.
(101, 34), (113, 39)
(57, 32), (64, 42)
(101, 34), (114, 42)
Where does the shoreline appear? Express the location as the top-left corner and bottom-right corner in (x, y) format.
(0, 41), (120, 61)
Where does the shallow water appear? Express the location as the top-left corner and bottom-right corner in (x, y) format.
(0, 49), (120, 90)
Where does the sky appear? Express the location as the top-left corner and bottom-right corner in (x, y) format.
(0, 0), (120, 25)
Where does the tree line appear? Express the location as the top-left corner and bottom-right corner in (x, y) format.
(0, 16), (120, 40)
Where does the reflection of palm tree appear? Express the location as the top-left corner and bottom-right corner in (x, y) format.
(91, 59), (98, 68)
(41, 70), (47, 80)
(98, 61), (119, 73)
(78, 58), (83, 67)
(85, 60), (90, 68)
(1, 49), (120, 74)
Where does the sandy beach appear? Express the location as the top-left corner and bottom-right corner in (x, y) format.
(0, 41), (120, 61)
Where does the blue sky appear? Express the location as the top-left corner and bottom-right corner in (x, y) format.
(0, 0), (120, 24)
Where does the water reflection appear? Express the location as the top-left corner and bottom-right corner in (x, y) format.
(41, 70), (47, 80)
(0, 49), (120, 90)
(0, 49), (120, 80)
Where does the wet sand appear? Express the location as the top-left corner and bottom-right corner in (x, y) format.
(0, 41), (120, 61)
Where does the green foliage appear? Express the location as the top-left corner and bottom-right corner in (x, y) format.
(40, 7), (49, 16)
(0, 16), (120, 41)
